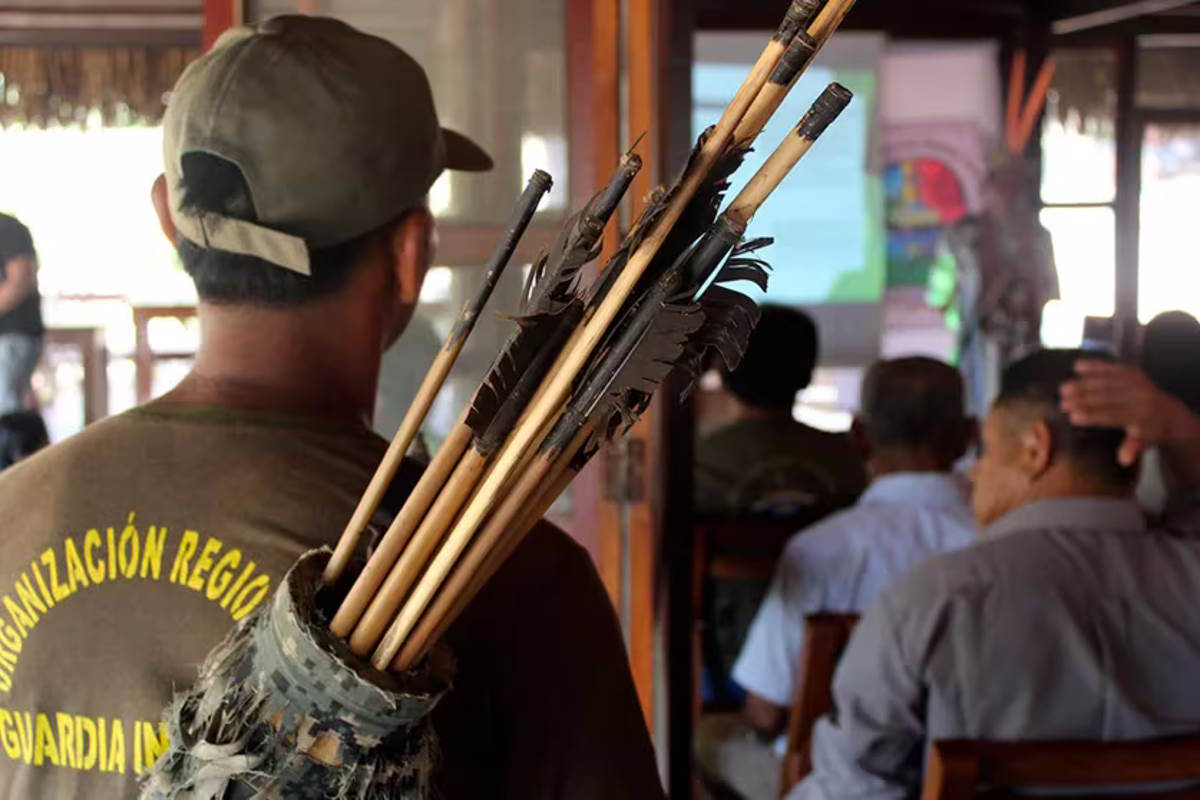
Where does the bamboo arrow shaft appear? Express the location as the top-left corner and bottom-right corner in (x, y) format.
(324, 170), (553, 586)
(349, 446), (490, 656)
(385, 85), (855, 669)
(732, 0), (858, 148)
(323, 342), (462, 587)
(336, 157), (634, 641)
(726, 83), (853, 230)
(329, 416), (472, 637)
(389, 423), (593, 670)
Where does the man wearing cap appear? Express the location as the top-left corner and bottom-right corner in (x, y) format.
(0, 16), (662, 799)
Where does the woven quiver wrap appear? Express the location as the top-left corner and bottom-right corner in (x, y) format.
(141, 549), (452, 800)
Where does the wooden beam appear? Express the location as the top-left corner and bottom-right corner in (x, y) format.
(1055, 13), (1200, 40)
(1053, 0), (1200, 34)
(0, 27), (199, 45)
(696, 0), (1031, 37)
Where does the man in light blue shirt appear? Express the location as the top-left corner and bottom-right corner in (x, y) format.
(790, 351), (1200, 800)
(698, 357), (977, 799)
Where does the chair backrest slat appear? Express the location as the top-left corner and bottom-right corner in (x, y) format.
(923, 737), (1200, 799)
(779, 612), (860, 798)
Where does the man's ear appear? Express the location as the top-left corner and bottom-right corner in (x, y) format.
(387, 208), (433, 307)
(1021, 417), (1054, 479)
(150, 174), (177, 244)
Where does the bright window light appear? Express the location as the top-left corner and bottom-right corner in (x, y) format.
(428, 172), (452, 216)
(419, 266), (453, 303)
(519, 133), (567, 211)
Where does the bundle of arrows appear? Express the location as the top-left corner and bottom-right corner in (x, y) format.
(143, 2), (859, 796)
(324, 0), (858, 674)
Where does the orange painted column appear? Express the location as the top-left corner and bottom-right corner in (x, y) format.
(203, 0), (241, 49)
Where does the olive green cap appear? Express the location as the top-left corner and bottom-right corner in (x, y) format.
(163, 15), (492, 275)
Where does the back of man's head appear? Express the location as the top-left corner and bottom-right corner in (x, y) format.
(156, 15), (491, 308)
(857, 356), (969, 469)
(1142, 310), (1200, 414)
(721, 305), (818, 412)
(996, 349), (1134, 487)
(174, 153), (385, 306)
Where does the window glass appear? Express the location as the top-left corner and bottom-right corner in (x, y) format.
(1039, 207), (1115, 347)
(1137, 43), (1200, 110)
(1140, 122), (1200, 323)
(1041, 49), (1117, 204)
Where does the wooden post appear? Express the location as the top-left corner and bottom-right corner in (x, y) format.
(620, 0), (698, 776)
(591, 0), (624, 607)
(202, 0), (240, 49)
(1114, 37), (1142, 358)
(623, 0), (663, 738)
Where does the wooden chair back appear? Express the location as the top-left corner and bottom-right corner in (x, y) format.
(922, 736), (1200, 799)
(779, 612), (860, 797)
(692, 514), (821, 718)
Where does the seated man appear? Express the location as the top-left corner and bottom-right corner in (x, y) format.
(698, 357), (976, 800)
(792, 349), (1200, 799)
(694, 305), (864, 518)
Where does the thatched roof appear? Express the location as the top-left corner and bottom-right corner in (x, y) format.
(0, 46), (198, 127)
(1045, 48), (1117, 132)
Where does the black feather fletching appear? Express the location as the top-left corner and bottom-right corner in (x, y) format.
(674, 238), (773, 396)
(523, 154), (640, 315)
(541, 230), (769, 458)
(550, 234), (773, 483)
(465, 158), (640, 447)
(653, 127), (750, 284)
(466, 302), (585, 455)
(587, 127), (749, 309)
(585, 188), (666, 308)
(521, 218), (599, 314)
(605, 300), (706, 424)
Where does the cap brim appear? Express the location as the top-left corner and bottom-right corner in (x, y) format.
(443, 128), (493, 172)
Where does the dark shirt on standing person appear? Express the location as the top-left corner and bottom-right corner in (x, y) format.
(0, 214), (42, 337)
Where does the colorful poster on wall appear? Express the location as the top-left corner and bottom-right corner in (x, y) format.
(883, 121), (988, 288)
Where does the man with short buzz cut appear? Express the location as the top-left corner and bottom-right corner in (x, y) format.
(697, 356), (976, 800)
(791, 348), (1200, 800)
(0, 16), (661, 800)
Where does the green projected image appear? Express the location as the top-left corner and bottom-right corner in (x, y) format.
(692, 63), (884, 306)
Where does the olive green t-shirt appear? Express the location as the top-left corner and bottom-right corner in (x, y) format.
(694, 417), (865, 517)
(0, 404), (661, 799)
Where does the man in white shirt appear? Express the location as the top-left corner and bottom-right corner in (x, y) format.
(697, 357), (977, 799)
(790, 350), (1200, 800)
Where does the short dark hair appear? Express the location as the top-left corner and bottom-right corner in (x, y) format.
(1142, 310), (1200, 414)
(721, 305), (818, 410)
(175, 152), (384, 306)
(996, 348), (1135, 487)
(859, 356), (966, 456)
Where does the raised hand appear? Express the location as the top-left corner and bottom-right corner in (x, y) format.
(1060, 360), (1200, 468)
